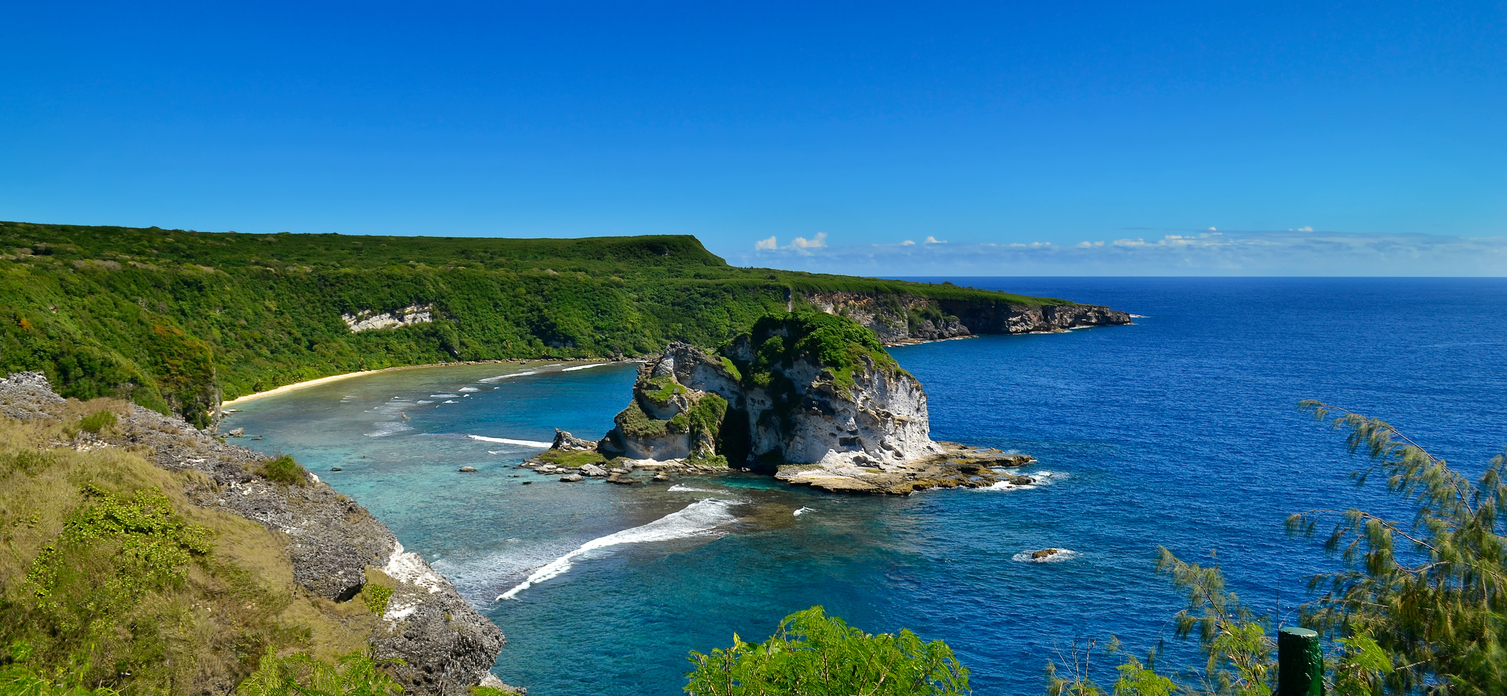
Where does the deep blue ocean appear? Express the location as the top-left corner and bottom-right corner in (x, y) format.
(227, 278), (1507, 695)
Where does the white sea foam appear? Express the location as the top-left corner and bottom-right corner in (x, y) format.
(468, 434), (553, 448)
(974, 470), (1063, 491)
(417, 400), (435, 404)
(458, 386), (481, 392)
(496, 499), (737, 600)
(431, 393), (461, 398)
(793, 506), (817, 516)
(1012, 549), (1078, 563)
(444, 400), (458, 404)
(365, 421), (412, 437)
(561, 363), (606, 372)
(667, 484), (715, 492)
(479, 370), (540, 383)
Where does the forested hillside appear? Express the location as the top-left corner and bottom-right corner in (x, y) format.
(0, 221), (1082, 426)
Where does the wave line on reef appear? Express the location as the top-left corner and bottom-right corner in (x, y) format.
(561, 363), (607, 372)
(468, 434), (554, 448)
(479, 370), (540, 383)
(496, 499), (737, 601)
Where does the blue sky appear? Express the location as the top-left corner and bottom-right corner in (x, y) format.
(3, 1), (1503, 275)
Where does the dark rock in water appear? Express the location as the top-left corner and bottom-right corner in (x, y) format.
(559, 473), (585, 482)
(522, 480), (533, 485)
(653, 472), (670, 481)
(459, 466), (478, 472)
(608, 476), (639, 485)
(228, 427), (245, 437)
(330, 467), (342, 472)
(1031, 548), (1061, 560)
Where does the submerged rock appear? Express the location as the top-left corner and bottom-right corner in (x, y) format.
(459, 466), (478, 472)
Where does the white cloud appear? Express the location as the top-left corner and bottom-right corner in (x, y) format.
(754, 236), (778, 250)
(901, 240), (916, 246)
(924, 235), (946, 244)
(788, 232), (828, 250)
(1297, 226), (1313, 232)
(724, 229), (1507, 277)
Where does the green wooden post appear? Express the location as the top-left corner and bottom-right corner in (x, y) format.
(1278, 626), (1324, 696)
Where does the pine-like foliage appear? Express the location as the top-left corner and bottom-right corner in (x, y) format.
(1288, 401), (1507, 694)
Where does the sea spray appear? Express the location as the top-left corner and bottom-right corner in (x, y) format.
(496, 499), (737, 600)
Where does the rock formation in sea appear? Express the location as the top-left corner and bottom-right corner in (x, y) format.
(0, 371), (510, 696)
(590, 312), (1040, 493)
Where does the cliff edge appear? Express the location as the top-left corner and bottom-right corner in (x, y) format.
(0, 372), (509, 695)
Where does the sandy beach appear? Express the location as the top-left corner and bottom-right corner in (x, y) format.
(219, 359), (616, 408)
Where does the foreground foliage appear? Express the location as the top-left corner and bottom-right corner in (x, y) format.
(684, 606), (970, 696)
(235, 650), (404, 696)
(1046, 402), (1506, 695)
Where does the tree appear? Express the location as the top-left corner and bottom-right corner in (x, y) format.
(1048, 401), (1505, 695)
(685, 606), (971, 696)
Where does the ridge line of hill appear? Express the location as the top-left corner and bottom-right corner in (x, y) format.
(1, 220), (1129, 427)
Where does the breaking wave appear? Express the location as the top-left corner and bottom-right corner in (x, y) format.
(479, 370), (540, 383)
(1012, 549), (1078, 563)
(667, 484), (715, 492)
(497, 499), (737, 600)
(793, 507), (817, 516)
(469, 434), (553, 448)
(561, 363), (607, 372)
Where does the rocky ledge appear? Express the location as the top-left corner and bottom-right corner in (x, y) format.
(0, 372), (511, 696)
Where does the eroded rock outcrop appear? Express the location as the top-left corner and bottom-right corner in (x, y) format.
(595, 313), (1040, 493)
(0, 372), (508, 696)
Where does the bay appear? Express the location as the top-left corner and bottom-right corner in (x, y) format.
(227, 277), (1507, 695)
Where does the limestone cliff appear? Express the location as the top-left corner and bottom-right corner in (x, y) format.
(797, 290), (1132, 344)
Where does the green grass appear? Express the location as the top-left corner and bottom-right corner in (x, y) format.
(0, 400), (378, 694)
(532, 448), (613, 468)
(1, 220), (1075, 423)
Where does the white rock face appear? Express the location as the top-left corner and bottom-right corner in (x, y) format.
(604, 340), (940, 468)
(774, 357), (940, 467)
(342, 303), (433, 332)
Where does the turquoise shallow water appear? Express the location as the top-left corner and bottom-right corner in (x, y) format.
(228, 278), (1507, 695)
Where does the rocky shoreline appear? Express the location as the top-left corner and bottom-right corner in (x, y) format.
(0, 372), (514, 696)
(798, 291), (1132, 344)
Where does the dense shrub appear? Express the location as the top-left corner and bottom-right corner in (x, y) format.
(259, 455), (307, 487)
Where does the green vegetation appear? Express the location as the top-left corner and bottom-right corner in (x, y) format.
(643, 375), (690, 407)
(236, 650), (404, 696)
(684, 606), (970, 696)
(618, 400), (671, 440)
(0, 400), (377, 695)
(258, 455), (308, 487)
(1046, 402), (1507, 695)
(0, 221), (1068, 423)
(75, 410), (117, 435)
(532, 448), (615, 468)
(727, 312), (903, 395)
(359, 584), (393, 617)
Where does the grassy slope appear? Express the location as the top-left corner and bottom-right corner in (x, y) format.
(1, 221), (1068, 423)
(0, 399), (376, 694)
